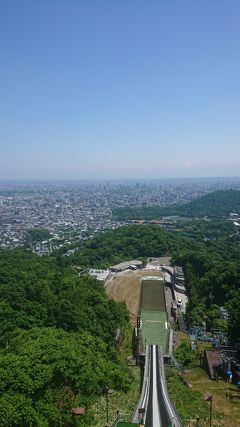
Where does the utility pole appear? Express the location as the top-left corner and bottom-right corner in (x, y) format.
(105, 387), (113, 425)
(205, 395), (213, 427)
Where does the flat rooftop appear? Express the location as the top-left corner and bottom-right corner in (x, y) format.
(81, 269), (110, 282)
(110, 260), (143, 270)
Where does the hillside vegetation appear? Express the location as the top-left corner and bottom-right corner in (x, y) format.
(71, 224), (186, 269)
(172, 234), (240, 342)
(0, 249), (130, 426)
(0, 221), (239, 425)
(113, 189), (240, 220)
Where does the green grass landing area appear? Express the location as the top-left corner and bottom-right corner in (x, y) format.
(141, 309), (167, 348)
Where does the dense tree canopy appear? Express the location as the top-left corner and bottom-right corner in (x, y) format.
(172, 235), (240, 340)
(0, 249), (128, 345)
(0, 248), (130, 426)
(71, 224), (187, 268)
(113, 189), (240, 220)
(25, 228), (51, 243)
(0, 328), (131, 426)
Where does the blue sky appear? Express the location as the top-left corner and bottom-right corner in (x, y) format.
(1, 0), (240, 179)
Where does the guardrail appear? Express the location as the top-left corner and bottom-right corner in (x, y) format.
(168, 328), (174, 356)
(158, 346), (184, 427)
(132, 345), (150, 424)
(132, 345), (184, 426)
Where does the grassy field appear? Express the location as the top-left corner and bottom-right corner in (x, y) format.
(140, 278), (165, 310)
(141, 309), (167, 348)
(166, 368), (210, 424)
(187, 367), (240, 427)
(171, 332), (240, 427)
(166, 367), (240, 427)
(140, 278), (167, 349)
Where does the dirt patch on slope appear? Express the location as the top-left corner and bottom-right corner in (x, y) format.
(105, 270), (164, 324)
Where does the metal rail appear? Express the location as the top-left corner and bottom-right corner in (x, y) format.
(132, 345), (183, 427)
(132, 345), (151, 423)
(158, 346), (183, 427)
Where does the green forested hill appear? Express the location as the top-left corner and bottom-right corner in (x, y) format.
(0, 222), (240, 426)
(113, 189), (240, 220)
(178, 189), (240, 217)
(0, 249), (130, 426)
(71, 224), (186, 268)
(171, 235), (240, 340)
(0, 249), (128, 343)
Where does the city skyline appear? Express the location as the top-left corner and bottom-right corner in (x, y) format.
(1, 1), (240, 179)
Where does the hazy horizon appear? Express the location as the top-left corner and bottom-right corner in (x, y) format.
(1, 1), (240, 180)
(1, 176), (240, 184)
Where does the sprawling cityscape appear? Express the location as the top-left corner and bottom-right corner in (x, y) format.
(1, 177), (240, 253)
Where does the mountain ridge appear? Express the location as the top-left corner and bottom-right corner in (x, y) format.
(113, 189), (240, 220)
